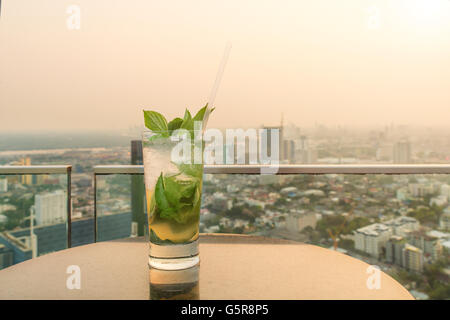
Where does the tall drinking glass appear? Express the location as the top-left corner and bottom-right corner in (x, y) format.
(142, 130), (203, 270)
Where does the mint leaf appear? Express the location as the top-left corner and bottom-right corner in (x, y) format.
(180, 108), (194, 132)
(193, 104), (208, 122)
(153, 172), (201, 224)
(143, 110), (169, 135)
(164, 175), (198, 209)
(155, 173), (176, 219)
(163, 175), (183, 209)
(183, 109), (192, 121)
(168, 117), (183, 133)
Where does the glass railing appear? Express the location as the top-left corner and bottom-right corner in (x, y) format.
(94, 166), (145, 242)
(1, 164), (450, 299)
(0, 166), (72, 270)
(93, 164), (450, 300)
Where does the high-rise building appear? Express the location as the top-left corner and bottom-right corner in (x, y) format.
(11, 157), (33, 185)
(131, 140), (145, 237)
(354, 223), (392, 258)
(386, 235), (406, 266)
(283, 140), (295, 163)
(384, 216), (419, 237)
(402, 244), (424, 273)
(295, 136), (317, 164)
(407, 230), (442, 261)
(34, 190), (67, 226)
(0, 179), (7, 193)
(393, 140), (411, 164)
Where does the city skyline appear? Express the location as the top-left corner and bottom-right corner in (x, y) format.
(1, 0), (450, 131)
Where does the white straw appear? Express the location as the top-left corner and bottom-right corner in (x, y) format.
(202, 41), (232, 131)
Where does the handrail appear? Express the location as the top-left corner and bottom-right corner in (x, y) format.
(0, 165), (71, 175)
(93, 164), (450, 175)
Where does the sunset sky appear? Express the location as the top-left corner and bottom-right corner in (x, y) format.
(1, 0), (450, 132)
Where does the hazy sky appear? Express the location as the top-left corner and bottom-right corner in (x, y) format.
(1, 0), (450, 132)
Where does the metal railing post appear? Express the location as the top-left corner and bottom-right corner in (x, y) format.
(94, 172), (97, 243)
(67, 166), (72, 248)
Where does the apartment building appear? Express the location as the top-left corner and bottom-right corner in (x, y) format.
(354, 223), (392, 258)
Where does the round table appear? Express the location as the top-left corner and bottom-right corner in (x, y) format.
(0, 234), (413, 300)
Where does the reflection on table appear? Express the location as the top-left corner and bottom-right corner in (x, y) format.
(149, 265), (199, 300)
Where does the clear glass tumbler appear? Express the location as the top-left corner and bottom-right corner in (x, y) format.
(142, 130), (203, 270)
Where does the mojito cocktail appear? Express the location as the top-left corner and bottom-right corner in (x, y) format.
(143, 106), (209, 270)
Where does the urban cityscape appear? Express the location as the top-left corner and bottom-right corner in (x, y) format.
(0, 122), (450, 299)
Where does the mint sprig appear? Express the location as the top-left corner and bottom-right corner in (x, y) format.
(143, 104), (213, 135)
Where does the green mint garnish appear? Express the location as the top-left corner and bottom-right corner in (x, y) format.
(143, 104), (213, 136)
(167, 117), (183, 134)
(143, 104), (213, 227)
(154, 172), (201, 224)
(143, 110), (169, 136)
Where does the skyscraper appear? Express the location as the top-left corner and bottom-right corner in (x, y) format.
(393, 140), (411, 164)
(283, 140), (295, 163)
(11, 157), (33, 185)
(34, 190), (67, 226)
(295, 135), (317, 164)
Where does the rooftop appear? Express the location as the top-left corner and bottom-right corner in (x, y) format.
(355, 223), (390, 236)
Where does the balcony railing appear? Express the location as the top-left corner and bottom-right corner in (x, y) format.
(92, 164), (450, 240)
(3, 164), (450, 246)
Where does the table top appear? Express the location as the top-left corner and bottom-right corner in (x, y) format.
(0, 234), (413, 300)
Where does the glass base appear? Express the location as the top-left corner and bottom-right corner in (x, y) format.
(149, 255), (199, 271)
(149, 265), (200, 299)
(149, 239), (199, 270)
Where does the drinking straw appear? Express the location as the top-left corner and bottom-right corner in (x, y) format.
(202, 41), (232, 131)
